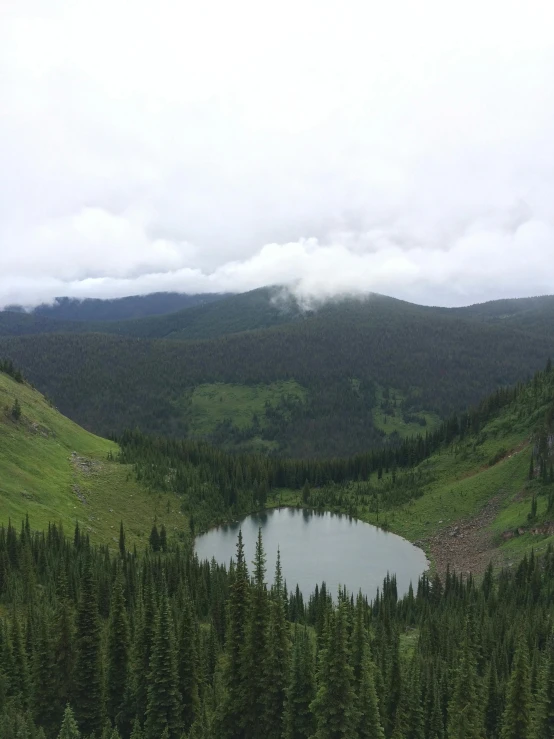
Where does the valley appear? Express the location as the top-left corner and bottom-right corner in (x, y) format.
(1, 293), (554, 739)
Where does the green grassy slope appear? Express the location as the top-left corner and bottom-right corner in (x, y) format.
(272, 365), (554, 571)
(0, 371), (183, 547)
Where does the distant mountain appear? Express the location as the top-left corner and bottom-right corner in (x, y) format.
(0, 288), (291, 338)
(452, 294), (554, 320)
(1, 289), (553, 457)
(9, 291), (231, 322)
(3, 289), (554, 345)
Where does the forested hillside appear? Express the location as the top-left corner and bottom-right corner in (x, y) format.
(1, 357), (554, 738)
(0, 288), (292, 339)
(0, 294), (552, 456)
(4, 289), (554, 344)
(5, 292), (229, 322)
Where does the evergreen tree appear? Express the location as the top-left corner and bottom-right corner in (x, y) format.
(144, 587), (182, 739)
(533, 637), (554, 738)
(263, 550), (289, 739)
(177, 596), (200, 733)
(53, 581), (75, 731)
(132, 580), (156, 723)
(310, 601), (358, 739)
(501, 639), (533, 739)
(118, 522), (126, 558)
(11, 398), (21, 420)
(11, 613), (31, 710)
(148, 525), (160, 552)
(356, 635), (385, 739)
(216, 531), (249, 739)
(73, 561), (104, 737)
(106, 570), (130, 731)
(57, 705), (80, 739)
(129, 719), (144, 739)
(243, 528), (269, 739)
(33, 613), (58, 736)
(283, 628), (316, 739)
(159, 524), (167, 553)
(428, 685), (444, 739)
(484, 657), (502, 739)
(447, 616), (484, 739)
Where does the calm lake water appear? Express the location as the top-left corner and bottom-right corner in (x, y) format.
(195, 507), (428, 601)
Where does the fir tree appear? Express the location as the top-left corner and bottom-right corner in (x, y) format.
(428, 685), (444, 739)
(53, 580), (76, 731)
(216, 531), (249, 739)
(484, 657), (502, 739)
(106, 570), (130, 731)
(132, 579), (156, 723)
(310, 601), (358, 739)
(283, 628), (316, 739)
(356, 635), (385, 739)
(118, 522), (126, 558)
(500, 638), (533, 739)
(10, 613), (31, 710)
(144, 587), (182, 739)
(159, 524), (167, 553)
(263, 550), (289, 739)
(73, 561), (104, 737)
(33, 613), (58, 736)
(533, 637), (554, 738)
(57, 705), (80, 739)
(447, 616), (484, 739)
(243, 528), (269, 739)
(11, 398), (21, 420)
(148, 525), (160, 552)
(177, 596), (200, 733)
(129, 719), (144, 739)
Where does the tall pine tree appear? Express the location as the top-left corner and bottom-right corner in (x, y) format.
(144, 586), (182, 739)
(73, 561), (104, 737)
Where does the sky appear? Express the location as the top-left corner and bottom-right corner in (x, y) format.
(1, 0), (554, 309)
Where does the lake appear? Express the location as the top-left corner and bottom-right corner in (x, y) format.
(195, 507), (428, 601)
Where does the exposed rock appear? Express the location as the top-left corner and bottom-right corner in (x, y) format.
(72, 484), (87, 505)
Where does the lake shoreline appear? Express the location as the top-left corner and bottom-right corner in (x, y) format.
(195, 506), (429, 601)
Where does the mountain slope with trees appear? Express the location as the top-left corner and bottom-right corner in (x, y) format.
(0, 294), (553, 456)
(6, 291), (230, 322)
(1, 360), (554, 739)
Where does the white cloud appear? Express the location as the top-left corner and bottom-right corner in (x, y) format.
(1, 0), (554, 308)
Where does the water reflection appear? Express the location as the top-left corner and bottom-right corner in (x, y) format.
(195, 507), (428, 602)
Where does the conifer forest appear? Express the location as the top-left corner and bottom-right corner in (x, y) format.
(0, 353), (553, 738)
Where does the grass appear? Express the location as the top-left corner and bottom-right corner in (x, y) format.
(186, 380), (306, 435)
(1, 367), (551, 572)
(372, 385), (441, 439)
(270, 397), (547, 571)
(0, 372), (184, 549)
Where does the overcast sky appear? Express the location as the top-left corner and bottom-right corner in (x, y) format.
(1, 0), (553, 309)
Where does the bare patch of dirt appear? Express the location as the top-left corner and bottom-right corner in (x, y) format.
(73, 484), (87, 505)
(28, 421), (55, 438)
(70, 451), (102, 476)
(424, 494), (506, 576)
